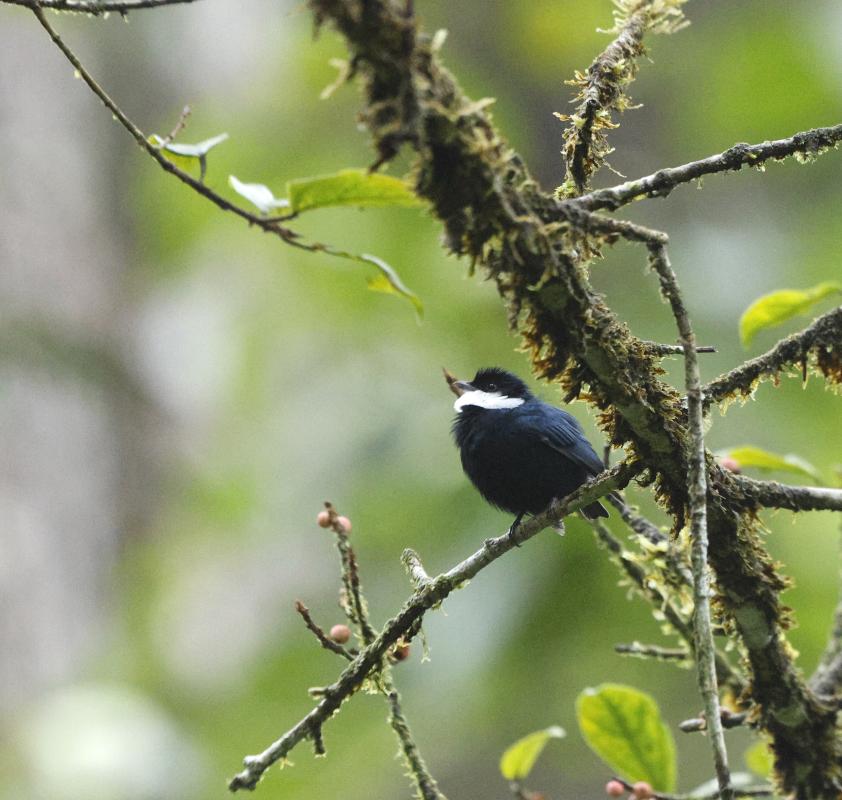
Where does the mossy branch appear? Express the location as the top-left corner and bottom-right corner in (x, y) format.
(308, 1), (842, 794)
(557, 0), (688, 196)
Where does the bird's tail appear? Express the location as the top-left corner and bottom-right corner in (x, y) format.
(582, 490), (625, 519)
(582, 500), (609, 519)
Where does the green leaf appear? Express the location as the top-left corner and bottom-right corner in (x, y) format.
(149, 133), (229, 180)
(576, 684), (676, 792)
(361, 253), (423, 320)
(721, 446), (823, 483)
(499, 726), (565, 781)
(744, 741), (774, 778)
(228, 175), (291, 215)
(739, 281), (841, 347)
(287, 169), (422, 213)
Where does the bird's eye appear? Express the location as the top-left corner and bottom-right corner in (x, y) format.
(487, 383), (497, 391)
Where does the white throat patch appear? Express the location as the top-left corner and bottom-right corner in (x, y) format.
(454, 390), (525, 413)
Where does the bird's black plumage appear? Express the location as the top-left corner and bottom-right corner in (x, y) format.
(451, 367), (608, 521)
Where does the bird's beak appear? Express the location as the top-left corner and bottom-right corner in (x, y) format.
(442, 368), (474, 397)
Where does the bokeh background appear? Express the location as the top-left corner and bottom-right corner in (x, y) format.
(1, 1), (841, 798)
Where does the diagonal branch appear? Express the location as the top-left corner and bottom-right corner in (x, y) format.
(571, 124), (842, 212)
(29, 2), (392, 277)
(228, 462), (638, 791)
(647, 242), (733, 800)
(4, 0), (200, 12)
(704, 306), (842, 407)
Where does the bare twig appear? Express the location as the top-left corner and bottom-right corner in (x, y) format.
(703, 306), (842, 408)
(5, 0), (200, 13)
(295, 600), (354, 661)
(228, 463), (638, 791)
(320, 503), (445, 800)
(648, 242), (733, 800)
(573, 124), (842, 212)
(610, 776), (772, 800)
(162, 104), (192, 145)
(614, 642), (688, 661)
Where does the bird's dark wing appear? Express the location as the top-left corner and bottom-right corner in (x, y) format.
(524, 405), (606, 476)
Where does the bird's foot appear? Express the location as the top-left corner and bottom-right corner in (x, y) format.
(508, 513), (526, 545)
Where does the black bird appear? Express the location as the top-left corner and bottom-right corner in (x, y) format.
(449, 367), (609, 525)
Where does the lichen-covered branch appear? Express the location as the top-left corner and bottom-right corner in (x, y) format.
(558, 0), (688, 196)
(704, 306), (842, 407)
(309, 1), (842, 794)
(727, 474), (842, 513)
(572, 124), (842, 212)
(228, 463), (636, 791)
(589, 518), (739, 690)
(647, 242), (732, 800)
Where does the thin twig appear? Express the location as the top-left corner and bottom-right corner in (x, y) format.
(614, 642), (689, 661)
(703, 306), (842, 407)
(321, 503), (445, 800)
(6, 0), (200, 13)
(610, 776), (772, 800)
(648, 242), (733, 800)
(162, 104), (192, 145)
(402, 548), (432, 589)
(294, 600), (354, 661)
(641, 341), (717, 356)
(228, 463), (638, 791)
(29, 4), (385, 274)
(573, 124), (842, 212)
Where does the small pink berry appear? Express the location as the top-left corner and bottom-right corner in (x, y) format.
(329, 624), (351, 644)
(632, 782), (653, 800)
(393, 643), (410, 662)
(605, 780), (625, 797)
(316, 510), (331, 528)
(336, 515), (352, 533)
(719, 456), (741, 474)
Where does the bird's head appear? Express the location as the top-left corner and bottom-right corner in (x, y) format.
(446, 367), (533, 413)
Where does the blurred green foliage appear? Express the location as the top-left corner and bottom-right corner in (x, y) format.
(3, 2), (842, 799)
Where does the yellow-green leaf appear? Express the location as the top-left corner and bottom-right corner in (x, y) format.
(499, 726), (565, 781)
(577, 684), (676, 792)
(744, 741), (774, 778)
(739, 282), (841, 347)
(287, 169), (422, 213)
(360, 253), (423, 320)
(721, 446), (822, 483)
